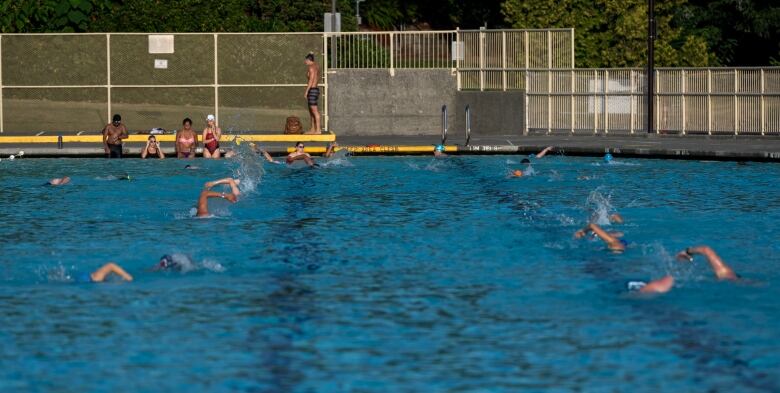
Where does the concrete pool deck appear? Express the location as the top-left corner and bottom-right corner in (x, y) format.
(2, 134), (780, 161)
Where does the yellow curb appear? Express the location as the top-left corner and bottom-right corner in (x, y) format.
(0, 133), (336, 144)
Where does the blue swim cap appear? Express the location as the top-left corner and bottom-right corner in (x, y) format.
(603, 153), (613, 163)
(435, 145), (444, 152)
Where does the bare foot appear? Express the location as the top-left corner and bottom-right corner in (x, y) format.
(304, 130), (322, 135)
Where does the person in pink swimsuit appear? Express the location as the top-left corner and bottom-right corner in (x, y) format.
(176, 118), (198, 159)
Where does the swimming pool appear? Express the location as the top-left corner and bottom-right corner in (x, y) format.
(1, 154), (779, 392)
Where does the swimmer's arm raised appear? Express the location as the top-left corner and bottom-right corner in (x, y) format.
(536, 146), (554, 158)
(91, 262), (133, 282)
(141, 141), (149, 159)
(204, 178), (241, 196)
(678, 246), (737, 280)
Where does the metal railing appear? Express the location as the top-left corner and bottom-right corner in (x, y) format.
(524, 68), (780, 135)
(0, 32), (327, 134)
(328, 29), (575, 78)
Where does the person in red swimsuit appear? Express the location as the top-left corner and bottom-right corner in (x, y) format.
(202, 114), (222, 159)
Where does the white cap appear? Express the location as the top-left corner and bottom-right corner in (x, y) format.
(206, 114), (215, 121)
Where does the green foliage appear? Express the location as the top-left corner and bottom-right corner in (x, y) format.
(502, 0), (717, 67)
(0, 0), (111, 33)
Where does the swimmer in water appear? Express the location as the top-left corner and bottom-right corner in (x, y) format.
(47, 176), (71, 186)
(609, 213), (624, 224)
(152, 254), (195, 272)
(676, 246), (738, 281)
(248, 142), (282, 164)
(286, 142), (316, 167)
(535, 146), (555, 158)
(74, 262), (133, 283)
(511, 158), (535, 177)
(627, 245), (740, 295)
(603, 153), (613, 163)
(196, 177), (241, 217)
(574, 222), (626, 253)
(324, 142), (339, 158)
(433, 144), (447, 158)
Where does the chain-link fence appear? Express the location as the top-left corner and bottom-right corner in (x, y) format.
(0, 33), (325, 134)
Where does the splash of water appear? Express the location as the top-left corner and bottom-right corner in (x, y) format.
(586, 189), (614, 225)
(228, 137), (265, 194)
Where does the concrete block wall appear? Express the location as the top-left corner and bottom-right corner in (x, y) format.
(327, 69), (457, 136)
(328, 69), (525, 138)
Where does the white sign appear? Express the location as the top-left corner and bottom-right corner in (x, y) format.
(451, 41), (464, 61)
(149, 35), (174, 54)
(154, 59), (168, 69)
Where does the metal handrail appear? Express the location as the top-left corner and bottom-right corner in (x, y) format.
(441, 105), (448, 145)
(465, 105), (471, 146)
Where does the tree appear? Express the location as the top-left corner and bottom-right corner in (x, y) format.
(501, 0), (715, 67)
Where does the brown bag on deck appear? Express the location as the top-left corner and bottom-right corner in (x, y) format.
(284, 117), (302, 134)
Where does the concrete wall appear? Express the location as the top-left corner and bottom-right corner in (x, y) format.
(328, 69), (457, 136)
(328, 69), (526, 138)
(455, 91), (525, 136)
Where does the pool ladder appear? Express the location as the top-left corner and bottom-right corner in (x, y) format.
(440, 105), (471, 146)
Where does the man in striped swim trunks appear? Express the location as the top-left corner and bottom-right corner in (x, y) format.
(304, 52), (322, 134)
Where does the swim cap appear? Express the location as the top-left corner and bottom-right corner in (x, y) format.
(618, 238), (628, 247)
(435, 145), (445, 152)
(520, 158), (531, 164)
(512, 170), (523, 177)
(603, 153), (613, 163)
(158, 254), (179, 270)
(627, 281), (647, 291)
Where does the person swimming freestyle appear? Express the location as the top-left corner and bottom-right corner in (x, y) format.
(196, 178), (241, 217)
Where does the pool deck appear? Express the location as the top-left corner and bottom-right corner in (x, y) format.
(2, 134), (780, 161)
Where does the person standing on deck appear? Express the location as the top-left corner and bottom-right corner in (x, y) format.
(102, 114), (128, 158)
(304, 52), (322, 134)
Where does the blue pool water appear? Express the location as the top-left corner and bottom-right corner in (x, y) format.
(1, 153), (779, 392)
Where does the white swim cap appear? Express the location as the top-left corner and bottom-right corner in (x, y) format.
(18, 151), (24, 157)
(206, 114), (215, 121)
(8, 155), (14, 160)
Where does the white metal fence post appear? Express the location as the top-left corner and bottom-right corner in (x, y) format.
(106, 33), (111, 124)
(501, 31), (507, 91)
(629, 69), (635, 134)
(760, 69), (765, 136)
(707, 69), (712, 135)
(593, 69), (598, 134)
(604, 69), (609, 134)
(570, 28), (575, 68)
(479, 29), (484, 91)
(655, 69), (659, 134)
(570, 69), (574, 134)
(214, 33), (219, 123)
(455, 29), (461, 91)
(389, 32), (395, 77)
(734, 69), (739, 135)
(323, 33), (329, 131)
(0, 34), (4, 133)
(681, 69), (686, 135)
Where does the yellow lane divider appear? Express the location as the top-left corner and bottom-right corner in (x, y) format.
(288, 145), (458, 154)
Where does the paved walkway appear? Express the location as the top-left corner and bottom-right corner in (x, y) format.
(2, 134), (780, 161)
